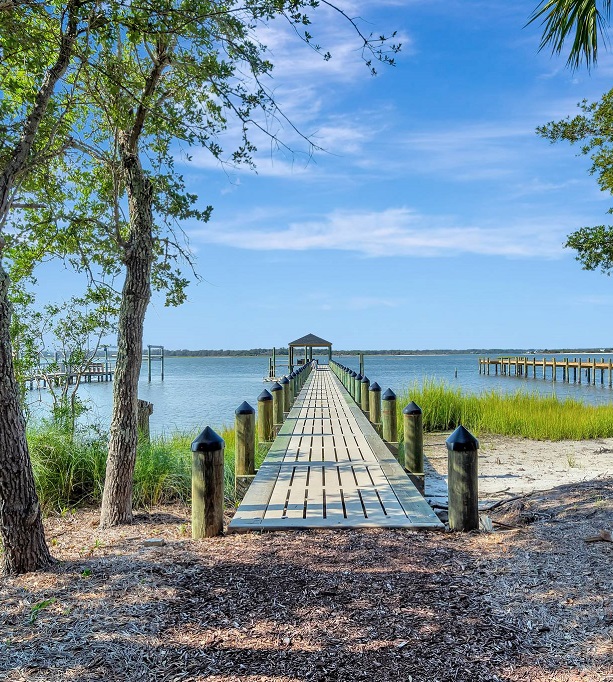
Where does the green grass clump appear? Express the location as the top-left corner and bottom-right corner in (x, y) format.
(397, 379), (613, 441)
(28, 423), (244, 513)
(28, 424), (107, 512)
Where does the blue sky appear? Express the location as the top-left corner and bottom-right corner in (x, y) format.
(94, 2), (613, 349)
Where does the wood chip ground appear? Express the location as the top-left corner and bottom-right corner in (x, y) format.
(1, 477), (611, 681)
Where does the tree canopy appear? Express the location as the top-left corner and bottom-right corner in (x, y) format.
(538, 91), (613, 275)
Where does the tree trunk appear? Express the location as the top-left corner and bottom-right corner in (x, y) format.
(0, 2), (79, 573)
(99, 143), (154, 528)
(0, 266), (52, 573)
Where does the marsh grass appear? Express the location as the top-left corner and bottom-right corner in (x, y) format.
(397, 379), (613, 441)
(29, 423), (244, 513)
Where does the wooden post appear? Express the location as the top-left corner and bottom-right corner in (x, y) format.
(552, 358), (556, 382)
(235, 401), (256, 476)
(257, 389), (274, 443)
(280, 375), (290, 414)
(191, 426), (224, 538)
(355, 373), (362, 405)
(148, 344), (152, 382)
(270, 381), (284, 430)
(359, 353), (364, 376)
(446, 425), (479, 532)
(137, 399), (154, 442)
(403, 402), (423, 475)
(161, 346), (164, 381)
(382, 389), (398, 444)
(609, 360), (612, 388)
(578, 358), (582, 383)
(361, 376), (370, 414)
(350, 371), (357, 400)
(369, 382), (381, 430)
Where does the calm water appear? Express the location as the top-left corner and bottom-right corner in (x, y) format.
(27, 353), (613, 436)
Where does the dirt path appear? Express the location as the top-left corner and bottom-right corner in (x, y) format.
(1, 437), (612, 682)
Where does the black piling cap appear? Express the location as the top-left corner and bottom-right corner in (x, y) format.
(351, 371), (357, 377)
(361, 376), (370, 384)
(270, 381), (282, 392)
(258, 389), (273, 402)
(280, 376), (289, 385)
(235, 400), (255, 415)
(356, 374), (363, 381)
(191, 426), (224, 453)
(402, 401), (422, 415)
(369, 382), (381, 392)
(446, 425), (479, 452)
(382, 388), (396, 401)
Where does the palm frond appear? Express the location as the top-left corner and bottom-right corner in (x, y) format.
(528, 0), (612, 70)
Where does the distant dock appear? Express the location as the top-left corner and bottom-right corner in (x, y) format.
(479, 356), (613, 386)
(25, 343), (165, 390)
(25, 363), (114, 390)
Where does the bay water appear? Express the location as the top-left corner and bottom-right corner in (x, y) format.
(27, 353), (613, 437)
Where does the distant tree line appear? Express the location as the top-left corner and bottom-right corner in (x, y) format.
(164, 347), (613, 357)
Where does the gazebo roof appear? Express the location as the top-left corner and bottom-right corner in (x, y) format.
(288, 333), (332, 347)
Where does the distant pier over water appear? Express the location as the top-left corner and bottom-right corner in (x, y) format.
(479, 355), (613, 387)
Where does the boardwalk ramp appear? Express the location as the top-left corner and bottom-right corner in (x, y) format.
(229, 365), (443, 532)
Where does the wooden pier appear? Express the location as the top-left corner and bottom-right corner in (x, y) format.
(229, 364), (443, 532)
(479, 356), (613, 386)
(26, 362), (114, 390)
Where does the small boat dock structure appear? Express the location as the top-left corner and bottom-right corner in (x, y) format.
(265, 333), (333, 381)
(479, 355), (613, 386)
(230, 364), (443, 532)
(25, 344), (165, 390)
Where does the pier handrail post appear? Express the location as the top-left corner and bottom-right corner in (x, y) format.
(369, 382), (382, 432)
(403, 401), (423, 475)
(350, 371), (357, 400)
(191, 427), (225, 538)
(288, 372), (295, 402)
(280, 375), (291, 415)
(382, 388), (398, 445)
(235, 401), (256, 477)
(360, 376), (370, 415)
(446, 425), (479, 532)
(355, 373), (362, 405)
(270, 381), (284, 431)
(257, 390), (274, 443)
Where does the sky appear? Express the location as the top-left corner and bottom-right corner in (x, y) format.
(49, 0), (613, 350)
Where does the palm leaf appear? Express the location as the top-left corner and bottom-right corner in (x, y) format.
(528, 0), (612, 69)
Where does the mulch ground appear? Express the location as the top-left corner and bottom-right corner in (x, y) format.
(1, 478), (612, 682)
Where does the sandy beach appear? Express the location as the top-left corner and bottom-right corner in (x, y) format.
(425, 432), (613, 505)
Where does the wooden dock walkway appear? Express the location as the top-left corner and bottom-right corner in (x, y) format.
(479, 355), (613, 386)
(229, 365), (443, 532)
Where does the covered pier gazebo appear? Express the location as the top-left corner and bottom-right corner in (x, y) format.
(288, 333), (332, 371)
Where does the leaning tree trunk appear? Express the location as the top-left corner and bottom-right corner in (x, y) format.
(99, 145), (154, 528)
(0, 266), (52, 573)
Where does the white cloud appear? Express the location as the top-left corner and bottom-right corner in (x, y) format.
(570, 295), (613, 306)
(191, 207), (569, 258)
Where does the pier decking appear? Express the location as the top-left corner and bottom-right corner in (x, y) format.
(229, 365), (443, 532)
